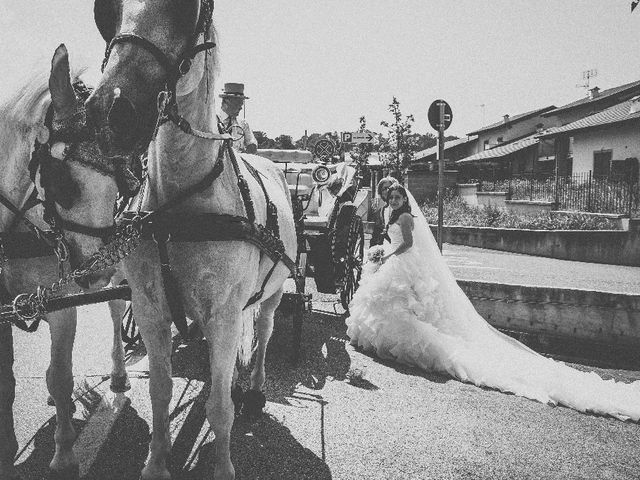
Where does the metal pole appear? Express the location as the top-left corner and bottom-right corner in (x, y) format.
(437, 102), (445, 252)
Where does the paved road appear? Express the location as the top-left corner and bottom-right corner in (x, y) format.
(8, 247), (640, 479)
(442, 243), (640, 294)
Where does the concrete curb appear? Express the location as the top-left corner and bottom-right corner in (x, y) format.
(459, 279), (640, 366)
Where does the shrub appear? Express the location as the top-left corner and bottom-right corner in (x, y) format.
(422, 194), (621, 230)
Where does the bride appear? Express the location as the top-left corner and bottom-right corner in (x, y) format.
(346, 184), (640, 421)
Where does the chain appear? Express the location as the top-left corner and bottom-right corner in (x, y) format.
(0, 218), (144, 326)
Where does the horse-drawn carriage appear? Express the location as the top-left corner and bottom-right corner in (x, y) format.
(257, 148), (368, 315)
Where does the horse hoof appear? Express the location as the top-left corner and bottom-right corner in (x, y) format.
(231, 385), (244, 415)
(242, 390), (266, 417)
(110, 374), (131, 393)
(48, 464), (79, 480)
(46, 396), (77, 413)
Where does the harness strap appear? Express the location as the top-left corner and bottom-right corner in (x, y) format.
(8, 188), (40, 232)
(244, 259), (280, 310)
(153, 146), (225, 216)
(0, 189), (57, 250)
(220, 133), (255, 223)
(242, 158), (279, 238)
(154, 233), (189, 340)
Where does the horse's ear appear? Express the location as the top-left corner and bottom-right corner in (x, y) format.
(49, 44), (78, 122)
(94, 0), (120, 43)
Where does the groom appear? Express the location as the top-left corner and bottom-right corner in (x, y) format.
(370, 176), (399, 247)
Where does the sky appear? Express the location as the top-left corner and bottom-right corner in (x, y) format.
(2, 1), (640, 141)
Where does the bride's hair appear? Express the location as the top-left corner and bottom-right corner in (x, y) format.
(382, 185), (414, 241)
(386, 184), (413, 225)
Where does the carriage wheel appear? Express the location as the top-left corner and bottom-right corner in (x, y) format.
(121, 303), (143, 351)
(339, 215), (364, 312)
(330, 205), (364, 313)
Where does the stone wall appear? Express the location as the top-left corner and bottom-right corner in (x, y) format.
(433, 219), (640, 266)
(459, 280), (640, 363)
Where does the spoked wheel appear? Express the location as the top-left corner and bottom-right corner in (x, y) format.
(121, 303), (143, 351)
(330, 204), (364, 313)
(339, 215), (364, 312)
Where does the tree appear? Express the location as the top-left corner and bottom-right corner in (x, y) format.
(274, 134), (295, 150)
(379, 97), (418, 181)
(348, 116), (377, 188)
(253, 131), (275, 149)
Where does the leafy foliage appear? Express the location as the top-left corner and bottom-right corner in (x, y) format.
(379, 97), (418, 180)
(421, 192), (621, 230)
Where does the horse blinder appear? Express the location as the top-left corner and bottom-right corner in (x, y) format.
(39, 152), (81, 210)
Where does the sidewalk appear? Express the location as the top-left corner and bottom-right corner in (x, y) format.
(443, 243), (640, 294)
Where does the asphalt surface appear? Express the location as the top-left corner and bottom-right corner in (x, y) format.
(9, 245), (640, 479)
(443, 243), (640, 294)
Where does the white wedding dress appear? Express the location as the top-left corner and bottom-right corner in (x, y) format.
(346, 193), (640, 421)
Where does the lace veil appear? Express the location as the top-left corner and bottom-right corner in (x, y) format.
(406, 191), (540, 352)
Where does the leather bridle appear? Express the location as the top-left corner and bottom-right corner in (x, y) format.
(33, 81), (141, 243)
(100, 0), (216, 98)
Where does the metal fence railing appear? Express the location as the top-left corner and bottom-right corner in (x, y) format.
(471, 172), (639, 217)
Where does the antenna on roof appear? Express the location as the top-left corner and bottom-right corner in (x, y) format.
(576, 69), (598, 96)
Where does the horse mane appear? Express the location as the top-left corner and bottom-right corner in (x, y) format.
(0, 63), (88, 171)
(205, 21), (221, 86)
(199, 20), (221, 112)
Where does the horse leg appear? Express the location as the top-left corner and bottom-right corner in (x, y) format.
(243, 288), (284, 417)
(230, 365), (243, 415)
(134, 301), (173, 480)
(46, 309), (79, 479)
(107, 298), (130, 393)
(108, 268), (130, 393)
(0, 323), (19, 480)
(201, 307), (243, 480)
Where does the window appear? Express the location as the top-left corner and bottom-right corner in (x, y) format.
(497, 136), (504, 143)
(593, 150), (612, 177)
(484, 139), (491, 150)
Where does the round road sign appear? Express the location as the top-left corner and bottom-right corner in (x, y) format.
(428, 100), (453, 131)
(314, 138), (335, 160)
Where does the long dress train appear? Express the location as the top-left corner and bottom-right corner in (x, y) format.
(346, 193), (640, 421)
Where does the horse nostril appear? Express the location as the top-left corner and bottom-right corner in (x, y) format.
(107, 89), (139, 144)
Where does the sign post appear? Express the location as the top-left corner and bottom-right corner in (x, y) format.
(341, 131), (375, 144)
(428, 100), (453, 252)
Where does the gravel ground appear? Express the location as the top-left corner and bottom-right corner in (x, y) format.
(12, 284), (640, 480)
(226, 291), (640, 480)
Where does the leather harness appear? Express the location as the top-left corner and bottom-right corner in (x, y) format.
(119, 131), (300, 341)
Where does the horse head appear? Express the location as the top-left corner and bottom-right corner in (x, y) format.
(86, 0), (214, 156)
(46, 44), (135, 289)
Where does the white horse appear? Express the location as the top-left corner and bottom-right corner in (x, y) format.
(83, 1), (297, 478)
(0, 45), (131, 479)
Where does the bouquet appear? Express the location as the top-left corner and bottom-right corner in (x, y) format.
(367, 245), (385, 264)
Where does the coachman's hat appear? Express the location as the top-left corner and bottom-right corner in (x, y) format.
(219, 82), (249, 99)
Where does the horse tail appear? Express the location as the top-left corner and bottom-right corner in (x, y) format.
(237, 306), (257, 366)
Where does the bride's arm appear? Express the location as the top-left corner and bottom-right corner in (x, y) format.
(381, 213), (414, 261)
